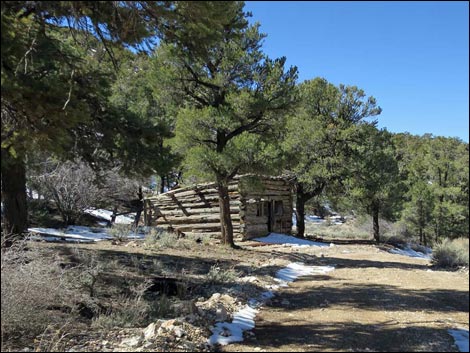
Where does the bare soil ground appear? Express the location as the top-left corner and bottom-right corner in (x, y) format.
(3, 237), (468, 352)
(224, 244), (469, 352)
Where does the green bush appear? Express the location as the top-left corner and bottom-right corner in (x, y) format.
(144, 228), (190, 250)
(432, 238), (469, 268)
(108, 224), (133, 242)
(206, 265), (241, 284)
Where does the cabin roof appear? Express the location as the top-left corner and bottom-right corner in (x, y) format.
(147, 174), (292, 198)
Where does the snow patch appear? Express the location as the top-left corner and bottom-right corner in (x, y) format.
(84, 208), (135, 224)
(208, 263), (334, 346)
(275, 262), (335, 286)
(208, 305), (259, 345)
(389, 245), (432, 260)
(306, 215), (326, 223)
(253, 233), (329, 247)
(28, 225), (145, 242)
(292, 213), (343, 226)
(208, 305), (258, 346)
(448, 329), (469, 352)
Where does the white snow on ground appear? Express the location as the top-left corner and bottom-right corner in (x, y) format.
(293, 213), (343, 226)
(84, 208), (135, 224)
(253, 233), (329, 247)
(389, 244), (432, 260)
(448, 329), (469, 352)
(208, 262), (335, 346)
(28, 225), (145, 242)
(208, 305), (258, 345)
(275, 262), (335, 286)
(306, 215), (325, 223)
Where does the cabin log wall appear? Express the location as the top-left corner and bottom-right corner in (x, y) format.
(239, 177), (293, 239)
(144, 175), (293, 240)
(144, 180), (241, 238)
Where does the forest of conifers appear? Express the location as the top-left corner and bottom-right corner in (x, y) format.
(1, 1), (468, 247)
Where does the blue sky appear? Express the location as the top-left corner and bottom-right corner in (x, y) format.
(244, 1), (469, 142)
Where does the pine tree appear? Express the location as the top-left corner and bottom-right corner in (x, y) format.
(1, 1), (243, 237)
(348, 126), (402, 243)
(154, 6), (298, 247)
(394, 133), (469, 243)
(283, 78), (381, 237)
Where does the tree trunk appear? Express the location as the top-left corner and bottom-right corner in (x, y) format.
(110, 205), (118, 226)
(294, 181), (325, 238)
(133, 186), (143, 228)
(418, 201), (424, 245)
(295, 193), (306, 238)
(372, 204), (380, 243)
(160, 175), (165, 194)
(1, 149), (28, 238)
(217, 178), (236, 248)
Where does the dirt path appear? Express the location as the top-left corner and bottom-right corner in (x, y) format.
(224, 246), (469, 352)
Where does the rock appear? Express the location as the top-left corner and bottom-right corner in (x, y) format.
(172, 300), (198, 316)
(173, 327), (185, 338)
(209, 293), (221, 301)
(185, 314), (199, 323)
(120, 335), (143, 348)
(158, 318), (184, 336)
(142, 341), (156, 349)
(197, 307), (207, 317)
(143, 322), (157, 340)
(219, 294), (236, 305)
(161, 318), (181, 330)
(240, 276), (259, 283)
(183, 342), (197, 351)
(215, 304), (228, 322)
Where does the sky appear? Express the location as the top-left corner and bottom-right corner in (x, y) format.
(244, 1), (469, 142)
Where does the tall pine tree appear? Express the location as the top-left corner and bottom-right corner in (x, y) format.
(154, 6), (297, 247)
(283, 78), (381, 237)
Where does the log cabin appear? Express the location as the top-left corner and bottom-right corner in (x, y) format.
(143, 175), (293, 240)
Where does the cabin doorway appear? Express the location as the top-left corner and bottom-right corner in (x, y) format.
(257, 200), (284, 234)
(266, 201), (273, 232)
(266, 200), (284, 233)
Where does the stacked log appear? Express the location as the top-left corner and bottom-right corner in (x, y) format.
(239, 177), (293, 239)
(145, 180), (241, 237)
(144, 175), (293, 240)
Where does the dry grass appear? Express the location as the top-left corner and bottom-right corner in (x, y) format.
(107, 224), (133, 242)
(1, 241), (74, 343)
(432, 238), (469, 268)
(91, 294), (172, 329)
(0, 238), (180, 350)
(144, 228), (191, 250)
(206, 264), (241, 284)
(305, 216), (422, 247)
(305, 218), (371, 240)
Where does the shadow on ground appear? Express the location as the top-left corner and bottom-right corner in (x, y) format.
(240, 322), (458, 352)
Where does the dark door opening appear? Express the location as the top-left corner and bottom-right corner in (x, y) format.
(266, 201), (273, 232)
